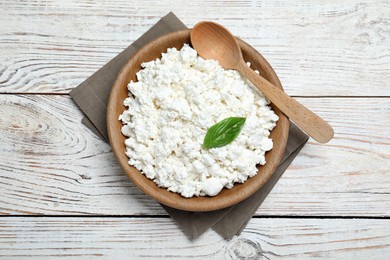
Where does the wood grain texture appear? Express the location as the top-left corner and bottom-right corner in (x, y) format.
(0, 94), (389, 216)
(0, 217), (388, 259)
(0, 0), (388, 95)
(1, 1), (389, 256)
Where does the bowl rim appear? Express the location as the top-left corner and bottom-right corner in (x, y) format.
(107, 29), (289, 212)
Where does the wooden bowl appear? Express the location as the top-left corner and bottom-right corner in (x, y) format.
(107, 29), (289, 212)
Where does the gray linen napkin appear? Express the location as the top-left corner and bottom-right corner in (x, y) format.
(70, 12), (309, 240)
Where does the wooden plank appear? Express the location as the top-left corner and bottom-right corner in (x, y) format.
(262, 96), (390, 216)
(0, 94), (389, 216)
(0, 217), (388, 258)
(0, 0), (388, 95)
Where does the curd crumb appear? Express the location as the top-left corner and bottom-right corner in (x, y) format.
(203, 178), (224, 196)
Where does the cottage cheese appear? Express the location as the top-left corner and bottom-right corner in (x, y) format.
(119, 44), (278, 198)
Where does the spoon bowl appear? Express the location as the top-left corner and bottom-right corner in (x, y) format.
(191, 21), (242, 69)
(191, 21), (334, 143)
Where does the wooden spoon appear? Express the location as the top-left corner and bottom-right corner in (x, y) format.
(191, 21), (334, 143)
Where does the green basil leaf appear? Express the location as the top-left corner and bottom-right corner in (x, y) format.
(203, 117), (246, 149)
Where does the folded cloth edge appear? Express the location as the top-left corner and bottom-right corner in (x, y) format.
(69, 12), (187, 139)
(212, 123), (308, 239)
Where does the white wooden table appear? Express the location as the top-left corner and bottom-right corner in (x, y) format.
(1, 0), (389, 258)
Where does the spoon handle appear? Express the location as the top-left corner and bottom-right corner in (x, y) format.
(238, 62), (334, 143)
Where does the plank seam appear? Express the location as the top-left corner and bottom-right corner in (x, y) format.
(0, 215), (388, 219)
(1, 93), (390, 98)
